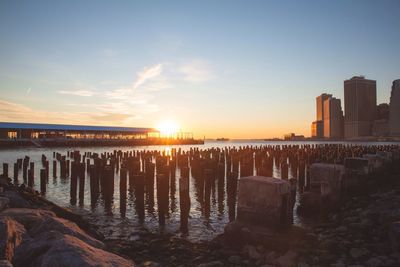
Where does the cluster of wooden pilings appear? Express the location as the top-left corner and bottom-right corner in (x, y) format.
(1, 144), (399, 233)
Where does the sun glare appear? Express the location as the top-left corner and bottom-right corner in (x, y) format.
(157, 120), (179, 136)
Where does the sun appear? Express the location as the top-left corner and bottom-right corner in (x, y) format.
(156, 120), (180, 137)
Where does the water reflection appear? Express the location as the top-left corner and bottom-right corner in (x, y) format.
(1, 140), (397, 241)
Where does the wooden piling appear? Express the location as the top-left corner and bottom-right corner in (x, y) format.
(13, 163), (18, 184)
(179, 175), (190, 233)
(40, 169), (46, 194)
(3, 163), (8, 178)
(120, 167), (127, 217)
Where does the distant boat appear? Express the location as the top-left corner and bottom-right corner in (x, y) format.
(216, 138), (230, 141)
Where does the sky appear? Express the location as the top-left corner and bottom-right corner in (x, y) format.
(0, 0), (399, 139)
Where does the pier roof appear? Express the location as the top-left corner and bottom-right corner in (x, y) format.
(0, 122), (158, 133)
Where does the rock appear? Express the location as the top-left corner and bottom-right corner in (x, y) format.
(0, 209), (55, 230)
(29, 216), (104, 249)
(228, 255), (242, 265)
(275, 250), (298, 267)
(141, 261), (160, 267)
(349, 247), (369, 259)
(246, 245), (263, 260)
(2, 191), (32, 209)
(0, 197), (9, 212)
(264, 251), (278, 263)
(197, 261), (224, 267)
(13, 231), (134, 267)
(0, 217), (29, 262)
(0, 260), (12, 267)
(365, 257), (384, 267)
(298, 262), (310, 267)
(389, 221), (400, 251)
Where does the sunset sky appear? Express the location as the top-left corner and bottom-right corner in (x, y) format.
(0, 0), (399, 139)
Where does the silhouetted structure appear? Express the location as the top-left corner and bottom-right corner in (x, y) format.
(389, 79), (400, 136)
(372, 103), (390, 137)
(0, 122), (158, 139)
(311, 94), (332, 138)
(344, 76), (376, 139)
(323, 97), (344, 139)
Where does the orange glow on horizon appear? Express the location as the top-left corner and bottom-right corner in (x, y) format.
(156, 120), (180, 137)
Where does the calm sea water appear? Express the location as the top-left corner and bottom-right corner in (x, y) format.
(0, 140), (398, 241)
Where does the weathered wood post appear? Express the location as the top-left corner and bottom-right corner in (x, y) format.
(135, 173), (145, 222)
(298, 159), (305, 193)
(179, 174), (190, 233)
(281, 162), (289, 180)
(70, 162), (78, 205)
(27, 162), (35, 188)
(204, 169), (213, 218)
(53, 160), (57, 178)
(3, 163), (8, 178)
(13, 163), (18, 184)
(227, 171), (238, 222)
(40, 169), (46, 195)
(144, 161), (155, 212)
(156, 173), (168, 226)
(78, 163), (85, 206)
(23, 156), (29, 183)
(120, 167), (127, 217)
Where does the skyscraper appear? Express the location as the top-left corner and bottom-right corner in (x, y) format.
(311, 93), (332, 138)
(389, 79), (400, 136)
(323, 97), (343, 139)
(344, 76), (377, 139)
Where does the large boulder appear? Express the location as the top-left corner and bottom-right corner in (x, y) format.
(0, 197), (9, 212)
(29, 216), (104, 249)
(389, 221), (400, 251)
(275, 250), (298, 267)
(13, 231), (134, 267)
(0, 209), (55, 231)
(0, 217), (29, 262)
(0, 260), (12, 267)
(2, 191), (32, 209)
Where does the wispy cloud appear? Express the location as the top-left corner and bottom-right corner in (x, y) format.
(45, 60), (214, 126)
(58, 90), (97, 97)
(0, 99), (141, 126)
(133, 64), (163, 89)
(179, 59), (214, 83)
(27, 88), (31, 94)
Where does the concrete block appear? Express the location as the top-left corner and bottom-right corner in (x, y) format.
(363, 154), (384, 172)
(344, 157), (371, 194)
(309, 163), (344, 196)
(344, 157), (371, 175)
(377, 151), (393, 164)
(237, 176), (291, 229)
(299, 163), (344, 214)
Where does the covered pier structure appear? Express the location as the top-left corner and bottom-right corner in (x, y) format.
(0, 122), (160, 140)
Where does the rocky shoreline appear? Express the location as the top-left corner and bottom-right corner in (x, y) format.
(0, 176), (135, 267)
(2, 172), (400, 267)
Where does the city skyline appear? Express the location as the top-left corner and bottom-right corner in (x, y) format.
(1, 1), (400, 139)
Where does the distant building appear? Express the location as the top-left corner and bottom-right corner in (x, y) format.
(344, 76), (377, 139)
(376, 103), (389, 120)
(372, 119), (389, 137)
(323, 97), (344, 139)
(389, 79), (400, 136)
(284, 133), (305, 141)
(311, 120), (323, 138)
(311, 93), (332, 138)
(316, 94), (332, 121)
(372, 103), (390, 137)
